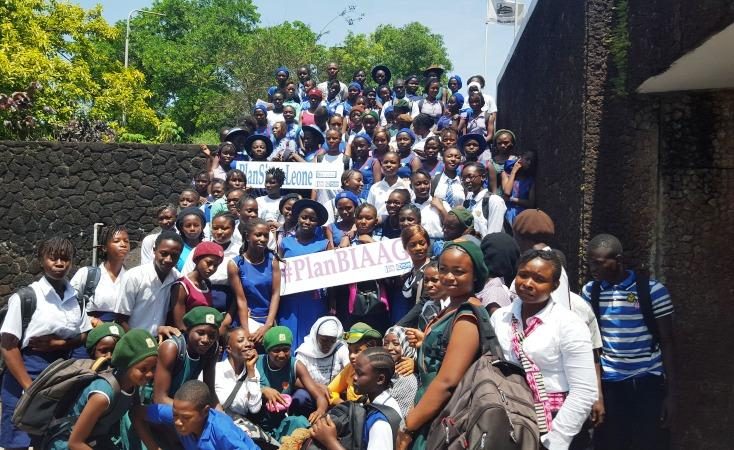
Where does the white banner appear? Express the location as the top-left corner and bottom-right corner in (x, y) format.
(280, 238), (413, 295)
(488, 0), (525, 25)
(233, 161), (343, 190)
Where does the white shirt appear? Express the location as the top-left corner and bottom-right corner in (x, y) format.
(482, 94), (498, 114)
(70, 264), (126, 314)
(0, 277), (92, 349)
(432, 172), (465, 208)
(267, 111), (285, 128)
(367, 390), (403, 450)
(317, 80), (347, 102)
(116, 263), (179, 336)
(140, 232), (160, 265)
(366, 178), (413, 218)
(416, 196), (449, 238)
(296, 344), (350, 386)
(209, 359), (262, 416)
(491, 298), (597, 450)
(257, 195), (283, 223)
(467, 189), (507, 237)
(569, 292), (603, 349)
(182, 241), (239, 286)
(316, 153), (348, 225)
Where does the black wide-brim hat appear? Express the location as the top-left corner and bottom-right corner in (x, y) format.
(244, 133), (274, 157)
(371, 65), (392, 84)
(291, 199), (329, 226)
(301, 124), (325, 146)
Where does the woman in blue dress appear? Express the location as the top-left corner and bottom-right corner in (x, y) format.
(350, 133), (381, 200)
(278, 199), (333, 347)
(395, 128), (421, 179)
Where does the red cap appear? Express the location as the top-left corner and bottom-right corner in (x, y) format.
(192, 242), (224, 261)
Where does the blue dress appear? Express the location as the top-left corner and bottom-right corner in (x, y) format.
(233, 253), (274, 324)
(279, 234), (329, 346)
(397, 152), (416, 179)
(354, 157), (375, 200)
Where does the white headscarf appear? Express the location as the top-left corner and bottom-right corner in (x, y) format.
(296, 316), (344, 359)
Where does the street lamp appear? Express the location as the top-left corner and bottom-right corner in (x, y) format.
(124, 9), (165, 68)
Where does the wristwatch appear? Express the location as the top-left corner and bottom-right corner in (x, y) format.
(399, 424), (417, 438)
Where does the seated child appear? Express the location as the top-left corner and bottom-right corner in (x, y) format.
(144, 380), (259, 450)
(327, 322), (382, 405)
(85, 322), (125, 359)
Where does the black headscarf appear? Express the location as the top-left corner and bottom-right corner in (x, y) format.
(480, 233), (521, 287)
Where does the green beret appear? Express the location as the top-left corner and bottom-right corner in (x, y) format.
(111, 329), (158, 371)
(449, 207), (474, 229)
(183, 306), (224, 330)
(263, 326), (293, 352)
(86, 322), (125, 355)
(345, 322), (382, 344)
(443, 240), (489, 293)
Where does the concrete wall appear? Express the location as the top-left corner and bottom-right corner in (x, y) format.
(0, 141), (205, 296)
(498, 0), (734, 447)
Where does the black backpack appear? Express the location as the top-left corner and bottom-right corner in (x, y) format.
(0, 287), (37, 376)
(303, 400), (402, 450)
(590, 271), (659, 351)
(349, 280), (388, 319)
(79, 266), (101, 309)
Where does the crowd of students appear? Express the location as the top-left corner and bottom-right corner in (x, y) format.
(0, 62), (674, 450)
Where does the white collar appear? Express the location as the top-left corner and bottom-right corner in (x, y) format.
(510, 296), (557, 326)
(37, 276), (76, 304)
(372, 390), (392, 406)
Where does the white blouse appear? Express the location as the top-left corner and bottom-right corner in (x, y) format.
(490, 298), (597, 450)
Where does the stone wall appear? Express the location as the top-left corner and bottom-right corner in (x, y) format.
(0, 141), (205, 297)
(498, 0), (734, 447)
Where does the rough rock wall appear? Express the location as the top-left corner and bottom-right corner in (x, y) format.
(0, 141), (205, 296)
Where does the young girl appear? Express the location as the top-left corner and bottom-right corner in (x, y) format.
(282, 105), (300, 142)
(397, 241), (490, 450)
(46, 329), (159, 450)
(344, 106), (364, 141)
(331, 191), (359, 248)
(412, 113), (436, 157)
(225, 169), (247, 192)
(340, 169), (364, 199)
(229, 219), (281, 341)
(383, 326), (419, 418)
(439, 127), (458, 151)
(462, 162), (507, 237)
(85, 322), (124, 360)
(314, 128), (349, 225)
(268, 66), (290, 100)
(171, 242), (225, 330)
(411, 169), (449, 258)
(267, 92), (286, 127)
(295, 316), (350, 386)
(205, 141), (237, 180)
(412, 78), (443, 125)
(437, 92), (465, 132)
(175, 207), (205, 272)
(193, 170), (211, 204)
(394, 129), (421, 178)
(363, 87), (379, 112)
(372, 129), (391, 162)
(502, 151), (536, 225)
(397, 261), (446, 331)
(312, 347), (402, 450)
(380, 189), (411, 239)
(462, 92), (490, 144)
(367, 151), (413, 218)
(294, 124), (325, 163)
(459, 132), (492, 168)
(253, 105), (271, 138)
(178, 188), (200, 210)
(300, 88), (323, 127)
(395, 225), (431, 324)
(325, 80), (343, 117)
(337, 82), (361, 118)
(398, 204), (422, 230)
(0, 237), (92, 450)
(273, 193), (302, 251)
(431, 146), (464, 208)
(214, 327), (262, 419)
(278, 199), (333, 346)
(351, 133), (381, 200)
(441, 74), (463, 104)
(491, 129), (518, 194)
(72, 224), (129, 324)
(257, 167), (285, 223)
(353, 203), (381, 245)
(421, 136), (444, 177)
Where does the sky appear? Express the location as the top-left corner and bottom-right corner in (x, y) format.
(75, 0), (531, 98)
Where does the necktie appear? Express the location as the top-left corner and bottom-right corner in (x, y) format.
(444, 178), (455, 207)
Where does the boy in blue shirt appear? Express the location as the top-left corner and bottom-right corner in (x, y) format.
(145, 380), (259, 450)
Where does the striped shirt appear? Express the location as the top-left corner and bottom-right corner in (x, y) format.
(581, 271), (673, 382)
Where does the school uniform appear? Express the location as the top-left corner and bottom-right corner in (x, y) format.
(432, 172), (465, 208)
(182, 241), (239, 314)
(116, 263), (179, 336)
(210, 360), (262, 417)
(0, 277), (92, 448)
(256, 195), (283, 223)
(146, 404), (259, 450)
(70, 264), (126, 322)
(465, 189), (507, 237)
(364, 391), (402, 450)
(366, 178), (413, 217)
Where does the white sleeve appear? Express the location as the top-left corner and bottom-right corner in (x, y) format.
(182, 251), (196, 275)
(69, 266), (88, 294)
(0, 293), (23, 340)
(116, 271), (139, 316)
(140, 234), (155, 265)
(366, 419), (393, 450)
(245, 372), (263, 414)
(366, 186), (377, 207)
(411, 101), (420, 118)
(485, 196), (507, 234)
(542, 319), (597, 450)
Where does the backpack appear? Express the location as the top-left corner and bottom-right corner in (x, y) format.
(590, 271), (659, 352)
(0, 287), (37, 376)
(12, 357), (120, 436)
(302, 400), (402, 450)
(169, 333), (219, 375)
(348, 280), (389, 318)
(425, 355), (540, 450)
(80, 265), (101, 309)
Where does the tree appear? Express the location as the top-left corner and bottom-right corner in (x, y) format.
(0, 0), (159, 140)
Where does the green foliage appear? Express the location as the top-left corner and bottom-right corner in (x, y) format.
(0, 0), (159, 139)
(189, 129), (221, 145)
(609, 0), (630, 96)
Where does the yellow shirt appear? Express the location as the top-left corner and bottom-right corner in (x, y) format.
(327, 364), (360, 405)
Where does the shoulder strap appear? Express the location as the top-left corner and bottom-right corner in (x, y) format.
(481, 196), (489, 219)
(82, 266), (101, 309)
(417, 99), (424, 112)
(590, 281), (601, 324)
(17, 286), (37, 345)
(634, 271), (659, 351)
(171, 334), (188, 375)
(367, 403), (401, 445)
(343, 154), (351, 171)
(447, 302), (505, 361)
(223, 376), (246, 412)
(430, 173), (441, 196)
